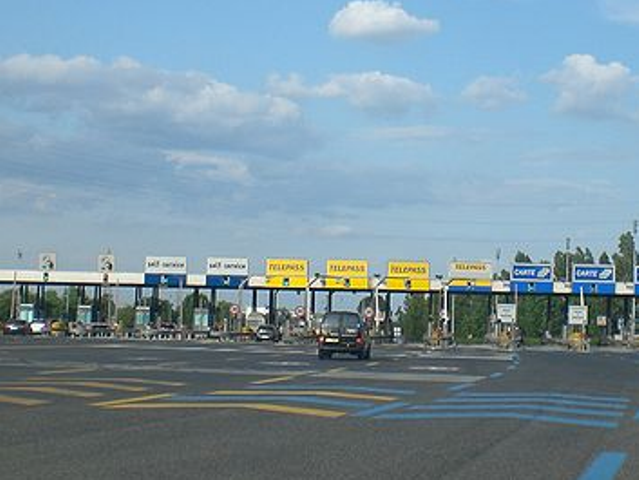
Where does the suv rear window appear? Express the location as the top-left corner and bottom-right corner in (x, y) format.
(322, 312), (361, 329)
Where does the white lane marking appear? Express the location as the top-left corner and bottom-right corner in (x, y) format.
(314, 370), (484, 383)
(261, 361), (311, 367)
(409, 366), (460, 372)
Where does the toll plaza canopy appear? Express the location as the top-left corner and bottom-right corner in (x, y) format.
(0, 256), (637, 298)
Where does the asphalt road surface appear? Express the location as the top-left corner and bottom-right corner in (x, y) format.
(1, 337), (638, 480)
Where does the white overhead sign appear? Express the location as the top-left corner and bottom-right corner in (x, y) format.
(39, 253), (57, 271)
(207, 257), (249, 276)
(449, 261), (493, 280)
(145, 256), (187, 274)
(98, 254), (115, 273)
(496, 303), (517, 324)
(568, 305), (588, 326)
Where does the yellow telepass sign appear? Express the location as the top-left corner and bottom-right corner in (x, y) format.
(386, 261), (430, 291)
(325, 259), (369, 290)
(265, 258), (308, 288)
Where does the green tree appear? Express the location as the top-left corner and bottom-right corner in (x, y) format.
(117, 305), (136, 330)
(181, 292), (211, 329)
(514, 251), (532, 263)
(553, 251), (568, 281)
(399, 294), (429, 341)
(0, 289), (14, 319)
(613, 231), (635, 282)
(599, 252), (612, 265)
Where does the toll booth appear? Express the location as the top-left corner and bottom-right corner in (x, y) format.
(19, 303), (35, 322)
(493, 303), (519, 350)
(566, 305), (590, 352)
(135, 306), (151, 330)
(192, 307), (209, 333)
(425, 301), (454, 350)
(76, 305), (93, 324)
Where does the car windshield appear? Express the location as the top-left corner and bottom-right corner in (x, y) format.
(321, 312), (361, 330)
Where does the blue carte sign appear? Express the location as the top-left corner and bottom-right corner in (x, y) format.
(144, 273), (187, 288)
(206, 275), (247, 289)
(572, 265), (615, 283)
(572, 264), (615, 296)
(511, 264), (553, 282)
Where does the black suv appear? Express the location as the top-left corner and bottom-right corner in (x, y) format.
(317, 311), (371, 360)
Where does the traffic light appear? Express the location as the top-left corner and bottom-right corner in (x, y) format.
(42, 272), (49, 283)
(282, 277), (290, 287)
(343, 278), (351, 288)
(404, 279), (412, 290)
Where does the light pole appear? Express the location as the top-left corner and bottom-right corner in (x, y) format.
(237, 277), (250, 314)
(305, 274), (322, 332)
(632, 221), (638, 340)
(565, 237), (571, 282)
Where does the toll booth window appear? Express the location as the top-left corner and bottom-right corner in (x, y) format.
(322, 312), (360, 329)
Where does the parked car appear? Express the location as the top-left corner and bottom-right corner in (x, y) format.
(255, 324), (281, 342)
(85, 322), (114, 337)
(29, 319), (49, 335)
(317, 311), (371, 360)
(68, 321), (87, 337)
(50, 320), (68, 337)
(3, 319), (30, 335)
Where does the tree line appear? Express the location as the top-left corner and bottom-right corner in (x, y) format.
(399, 231), (637, 343)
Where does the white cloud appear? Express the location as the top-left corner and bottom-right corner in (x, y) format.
(600, 0), (639, 24)
(367, 124), (455, 141)
(0, 178), (60, 213)
(462, 76), (527, 110)
(165, 150), (253, 185)
(329, 1), (439, 42)
(0, 54), (309, 156)
(268, 71), (435, 115)
(542, 54), (638, 119)
(314, 224), (354, 238)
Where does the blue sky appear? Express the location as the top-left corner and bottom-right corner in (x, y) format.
(2, 0), (639, 276)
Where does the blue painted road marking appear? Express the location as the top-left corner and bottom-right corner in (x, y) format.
(448, 383), (474, 392)
(407, 403), (624, 418)
(457, 392), (629, 403)
(578, 452), (627, 480)
(353, 402), (409, 418)
(375, 412), (618, 428)
(438, 397), (628, 410)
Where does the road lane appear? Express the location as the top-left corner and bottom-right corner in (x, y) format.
(1, 338), (638, 479)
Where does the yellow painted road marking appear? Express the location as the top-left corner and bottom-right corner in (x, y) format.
(37, 367), (97, 375)
(327, 367), (347, 374)
(28, 377), (185, 387)
(0, 386), (102, 399)
(92, 393), (174, 408)
(106, 402), (346, 418)
(23, 380), (148, 393)
(0, 394), (49, 406)
(251, 375), (297, 385)
(209, 390), (396, 402)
